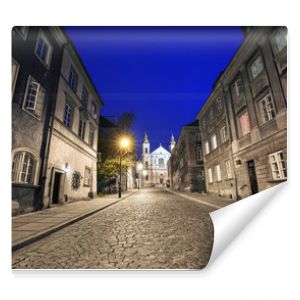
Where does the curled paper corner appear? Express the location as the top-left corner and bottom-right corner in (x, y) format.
(207, 181), (287, 266)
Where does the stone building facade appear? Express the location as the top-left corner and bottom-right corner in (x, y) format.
(12, 26), (103, 215)
(141, 133), (172, 187)
(197, 26), (287, 201)
(168, 121), (205, 192)
(42, 40), (103, 207)
(12, 27), (65, 214)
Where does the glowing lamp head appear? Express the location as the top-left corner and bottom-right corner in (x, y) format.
(120, 137), (130, 149)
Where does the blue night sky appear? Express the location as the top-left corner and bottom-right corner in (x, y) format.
(64, 27), (244, 157)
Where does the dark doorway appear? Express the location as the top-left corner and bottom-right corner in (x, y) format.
(52, 172), (62, 204)
(247, 160), (258, 195)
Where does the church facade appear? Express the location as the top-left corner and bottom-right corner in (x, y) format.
(140, 133), (175, 187)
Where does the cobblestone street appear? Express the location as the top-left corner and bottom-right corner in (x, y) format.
(12, 188), (214, 269)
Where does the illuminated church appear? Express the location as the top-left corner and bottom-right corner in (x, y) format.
(141, 133), (175, 187)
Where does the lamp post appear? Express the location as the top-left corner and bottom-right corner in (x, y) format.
(119, 137), (130, 198)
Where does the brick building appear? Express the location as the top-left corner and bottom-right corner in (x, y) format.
(168, 121), (205, 192)
(197, 26), (287, 201)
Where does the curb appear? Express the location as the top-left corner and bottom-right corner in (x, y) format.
(12, 190), (138, 252)
(166, 189), (222, 209)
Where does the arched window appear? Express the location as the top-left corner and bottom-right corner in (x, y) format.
(12, 151), (37, 184)
(145, 148), (148, 154)
(145, 161), (149, 169)
(159, 158), (164, 168)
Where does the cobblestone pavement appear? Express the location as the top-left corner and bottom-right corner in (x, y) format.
(12, 188), (214, 269)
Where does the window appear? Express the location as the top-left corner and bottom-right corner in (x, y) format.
(89, 127), (95, 147)
(23, 76), (45, 118)
(196, 146), (202, 161)
(259, 94), (276, 123)
(233, 78), (244, 96)
(91, 101), (97, 119)
(145, 161), (149, 169)
(15, 26), (28, 39)
(215, 165), (221, 182)
(217, 97), (223, 112)
(211, 134), (218, 150)
(81, 85), (88, 107)
(159, 158), (164, 168)
(83, 167), (91, 186)
(35, 32), (52, 67)
(205, 141), (210, 155)
(202, 117), (206, 129)
(207, 168), (213, 183)
(12, 60), (19, 94)
(225, 160), (232, 179)
(69, 66), (78, 92)
(275, 27), (287, 52)
(239, 111), (251, 136)
(72, 171), (81, 189)
(269, 151), (287, 180)
(12, 151), (36, 184)
(78, 119), (86, 139)
(220, 126), (228, 143)
(63, 104), (72, 128)
(195, 132), (201, 143)
(250, 56), (264, 79)
(145, 148), (148, 154)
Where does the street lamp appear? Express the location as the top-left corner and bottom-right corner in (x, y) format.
(119, 136), (130, 198)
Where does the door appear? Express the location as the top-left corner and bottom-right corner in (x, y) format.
(247, 160), (258, 194)
(52, 172), (62, 204)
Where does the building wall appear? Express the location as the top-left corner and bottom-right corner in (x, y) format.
(197, 27), (287, 201)
(169, 125), (205, 193)
(12, 27), (65, 214)
(43, 42), (102, 207)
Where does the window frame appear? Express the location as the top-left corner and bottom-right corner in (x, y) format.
(204, 141), (210, 155)
(269, 151), (287, 181)
(259, 94), (276, 124)
(207, 168), (213, 183)
(239, 111), (251, 136)
(215, 164), (222, 182)
(12, 59), (20, 95)
(22, 75), (45, 119)
(83, 166), (91, 187)
(211, 134), (218, 150)
(68, 65), (78, 93)
(78, 118), (86, 140)
(225, 160), (232, 179)
(11, 149), (39, 185)
(34, 30), (53, 68)
(89, 126), (95, 147)
(274, 27), (287, 52)
(220, 126), (228, 143)
(249, 55), (264, 80)
(63, 103), (73, 128)
(232, 78), (244, 97)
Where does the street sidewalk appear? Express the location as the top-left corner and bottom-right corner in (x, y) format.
(166, 188), (233, 210)
(12, 189), (138, 251)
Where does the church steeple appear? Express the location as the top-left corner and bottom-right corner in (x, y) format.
(144, 132), (149, 144)
(142, 132), (150, 155)
(169, 133), (176, 152)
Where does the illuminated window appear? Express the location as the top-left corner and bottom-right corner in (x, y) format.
(239, 111), (251, 136)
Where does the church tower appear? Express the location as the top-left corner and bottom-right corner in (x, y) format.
(169, 133), (176, 152)
(142, 133), (151, 169)
(142, 133), (150, 155)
